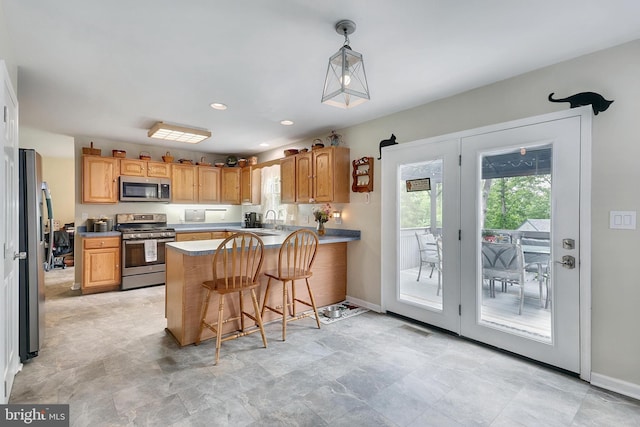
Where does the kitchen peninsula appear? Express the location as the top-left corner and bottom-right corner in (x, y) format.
(165, 229), (360, 346)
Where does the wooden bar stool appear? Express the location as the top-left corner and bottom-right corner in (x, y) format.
(261, 229), (320, 341)
(195, 232), (267, 364)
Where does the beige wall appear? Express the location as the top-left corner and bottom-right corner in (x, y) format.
(42, 156), (75, 226)
(263, 39), (640, 389)
(338, 40), (639, 387)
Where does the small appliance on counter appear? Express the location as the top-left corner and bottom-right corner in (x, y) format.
(244, 212), (262, 228)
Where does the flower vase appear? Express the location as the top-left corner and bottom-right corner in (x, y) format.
(316, 221), (326, 236)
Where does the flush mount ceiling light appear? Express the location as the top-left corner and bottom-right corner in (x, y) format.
(148, 122), (211, 144)
(280, 119), (294, 126)
(321, 19), (370, 109)
(210, 102), (227, 110)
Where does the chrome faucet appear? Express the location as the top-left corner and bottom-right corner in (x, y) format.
(264, 210), (276, 224)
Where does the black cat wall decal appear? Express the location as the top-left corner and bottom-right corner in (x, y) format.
(378, 134), (397, 160)
(548, 92), (614, 115)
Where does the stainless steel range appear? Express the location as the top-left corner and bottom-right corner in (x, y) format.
(116, 213), (176, 290)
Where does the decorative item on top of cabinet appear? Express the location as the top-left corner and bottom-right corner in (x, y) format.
(82, 141), (101, 156)
(352, 157), (373, 193)
(326, 130), (343, 147)
(162, 152), (174, 163)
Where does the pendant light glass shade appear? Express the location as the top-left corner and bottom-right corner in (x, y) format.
(322, 20), (370, 108)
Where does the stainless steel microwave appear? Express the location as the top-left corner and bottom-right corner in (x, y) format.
(119, 176), (171, 202)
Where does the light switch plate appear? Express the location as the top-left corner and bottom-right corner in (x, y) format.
(610, 211), (636, 229)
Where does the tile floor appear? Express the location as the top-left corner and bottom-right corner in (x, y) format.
(9, 268), (640, 426)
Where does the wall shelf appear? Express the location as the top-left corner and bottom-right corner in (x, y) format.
(352, 156), (373, 193)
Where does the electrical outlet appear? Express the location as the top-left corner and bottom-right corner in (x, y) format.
(303, 215), (309, 224)
(81, 212), (88, 221)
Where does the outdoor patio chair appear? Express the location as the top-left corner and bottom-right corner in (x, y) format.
(481, 241), (526, 315)
(415, 232), (442, 295)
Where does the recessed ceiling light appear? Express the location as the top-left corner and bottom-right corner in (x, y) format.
(259, 143), (270, 147)
(280, 120), (294, 126)
(210, 103), (227, 110)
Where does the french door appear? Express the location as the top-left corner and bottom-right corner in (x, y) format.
(381, 109), (589, 373)
(381, 138), (460, 332)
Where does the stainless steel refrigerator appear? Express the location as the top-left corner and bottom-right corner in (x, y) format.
(18, 148), (47, 362)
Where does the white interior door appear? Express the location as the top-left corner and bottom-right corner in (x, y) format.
(460, 115), (582, 372)
(2, 60), (20, 404)
(381, 138), (460, 332)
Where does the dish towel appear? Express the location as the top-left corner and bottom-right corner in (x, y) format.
(144, 239), (157, 263)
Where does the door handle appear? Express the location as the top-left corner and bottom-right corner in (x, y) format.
(14, 251), (27, 260)
(555, 255), (575, 269)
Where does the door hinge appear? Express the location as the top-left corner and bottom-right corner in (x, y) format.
(3, 105), (7, 123)
(459, 304), (462, 315)
(458, 229), (461, 240)
(458, 155), (461, 166)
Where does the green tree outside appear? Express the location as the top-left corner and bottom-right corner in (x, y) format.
(483, 175), (551, 230)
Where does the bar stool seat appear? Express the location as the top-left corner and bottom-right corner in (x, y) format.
(261, 229), (321, 341)
(195, 232), (267, 365)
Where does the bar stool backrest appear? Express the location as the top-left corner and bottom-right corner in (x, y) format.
(277, 229), (319, 279)
(213, 232), (264, 290)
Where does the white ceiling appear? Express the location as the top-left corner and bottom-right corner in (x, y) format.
(3, 0), (640, 156)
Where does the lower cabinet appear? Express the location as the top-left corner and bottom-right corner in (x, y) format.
(82, 236), (121, 294)
(176, 231), (230, 242)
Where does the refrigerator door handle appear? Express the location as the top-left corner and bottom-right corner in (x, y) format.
(14, 251), (27, 260)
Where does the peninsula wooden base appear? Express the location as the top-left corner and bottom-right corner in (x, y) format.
(165, 242), (347, 346)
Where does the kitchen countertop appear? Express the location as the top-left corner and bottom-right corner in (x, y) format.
(167, 228), (360, 256)
(77, 230), (121, 238)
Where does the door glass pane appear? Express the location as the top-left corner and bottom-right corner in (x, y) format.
(398, 159), (444, 311)
(478, 145), (552, 342)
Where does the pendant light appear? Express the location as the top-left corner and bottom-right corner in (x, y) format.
(321, 19), (370, 108)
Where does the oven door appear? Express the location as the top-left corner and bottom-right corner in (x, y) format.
(122, 237), (173, 276)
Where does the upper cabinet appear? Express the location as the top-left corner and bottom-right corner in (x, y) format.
(82, 155), (119, 203)
(120, 159), (171, 178)
(171, 163), (198, 203)
(198, 166), (221, 204)
(241, 166), (261, 205)
(280, 156), (296, 204)
(221, 167), (241, 204)
(280, 146), (350, 203)
(81, 153), (244, 205)
(173, 163), (238, 204)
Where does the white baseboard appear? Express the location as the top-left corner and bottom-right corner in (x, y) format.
(590, 372), (640, 401)
(345, 295), (381, 313)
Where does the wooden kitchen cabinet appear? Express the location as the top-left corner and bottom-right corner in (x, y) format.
(120, 159), (171, 178)
(296, 152), (313, 203)
(82, 155), (119, 203)
(82, 236), (121, 294)
(198, 166), (220, 204)
(221, 167), (241, 204)
(172, 164), (225, 204)
(280, 155), (296, 203)
(241, 166), (261, 205)
(280, 147), (350, 203)
(171, 164), (198, 203)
